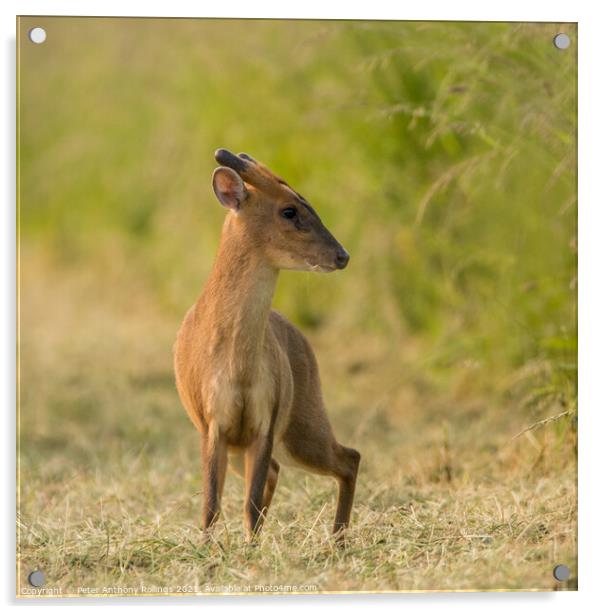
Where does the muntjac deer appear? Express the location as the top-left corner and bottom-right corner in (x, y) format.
(174, 149), (360, 542)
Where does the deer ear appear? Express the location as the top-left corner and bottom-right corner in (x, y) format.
(212, 167), (247, 211)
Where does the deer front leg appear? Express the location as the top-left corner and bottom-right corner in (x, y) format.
(200, 423), (228, 533)
(243, 434), (274, 540)
(262, 458), (280, 512)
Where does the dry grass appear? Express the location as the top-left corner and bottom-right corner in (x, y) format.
(17, 252), (577, 596)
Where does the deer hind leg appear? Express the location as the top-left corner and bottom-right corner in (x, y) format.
(332, 445), (361, 538)
(282, 427), (361, 540)
(200, 423), (228, 532)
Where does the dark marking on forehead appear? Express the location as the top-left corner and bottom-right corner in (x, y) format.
(276, 177), (315, 208)
(298, 199), (319, 218)
(276, 178), (318, 215)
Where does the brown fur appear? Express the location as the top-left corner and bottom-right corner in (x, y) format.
(174, 149), (360, 541)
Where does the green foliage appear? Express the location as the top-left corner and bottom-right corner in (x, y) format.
(19, 18), (576, 411)
(344, 22), (577, 409)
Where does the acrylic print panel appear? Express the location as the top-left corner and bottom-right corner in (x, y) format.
(17, 16), (577, 596)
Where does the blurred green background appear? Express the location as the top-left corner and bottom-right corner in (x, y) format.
(17, 18), (577, 592)
(19, 17), (576, 411)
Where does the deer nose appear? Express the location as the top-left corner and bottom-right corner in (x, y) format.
(335, 248), (350, 270)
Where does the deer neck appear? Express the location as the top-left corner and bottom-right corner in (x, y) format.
(200, 215), (278, 375)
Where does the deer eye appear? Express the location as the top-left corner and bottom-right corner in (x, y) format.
(280, 207), (297, 220)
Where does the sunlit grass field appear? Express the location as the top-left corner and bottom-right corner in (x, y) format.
(17, 17), (577, 594)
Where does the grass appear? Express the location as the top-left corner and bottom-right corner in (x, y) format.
(17, 18), (577, 594)
(19, 469), (576, 593)
(17, 250), (576, 594)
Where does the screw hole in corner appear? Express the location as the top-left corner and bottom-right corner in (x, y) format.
(553, 564), (570, 582)
(553, 33), (570, 50)
(29, 27), (47, 44)
(28, 570), (45, 587)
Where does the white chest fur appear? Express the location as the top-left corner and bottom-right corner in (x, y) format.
(204, 357), (277, 444)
